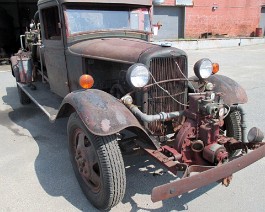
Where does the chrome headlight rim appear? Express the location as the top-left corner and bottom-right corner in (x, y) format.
(126, 63), (150, 88)
(218, 107), (226, 117)
(194, 58), (213, 80)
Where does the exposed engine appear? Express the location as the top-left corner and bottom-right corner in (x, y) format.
(175, 91), (231, 165)
(122, 89), (236, 166)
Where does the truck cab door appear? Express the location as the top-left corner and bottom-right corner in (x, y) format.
(39, 5), (69, 97)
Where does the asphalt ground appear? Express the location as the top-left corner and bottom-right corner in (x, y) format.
(0, 44), (265, 212)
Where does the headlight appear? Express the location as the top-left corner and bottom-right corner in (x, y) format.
(219, 107), (226, 117)
(126, 63), (150, 88)
(194, 59), (213, 80)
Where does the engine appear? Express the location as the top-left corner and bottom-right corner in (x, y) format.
(175, 91), (233, 165)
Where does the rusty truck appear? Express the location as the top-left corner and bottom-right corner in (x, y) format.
(10, 0), (265, 210)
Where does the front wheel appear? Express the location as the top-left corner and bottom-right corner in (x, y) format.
(67, 113), (126, 210)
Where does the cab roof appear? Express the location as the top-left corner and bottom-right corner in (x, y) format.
(38, 0), (152, 6)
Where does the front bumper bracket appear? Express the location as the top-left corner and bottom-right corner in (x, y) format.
(151, 143), (265, 202)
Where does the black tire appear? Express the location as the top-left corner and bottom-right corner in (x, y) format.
(17, 85), (31, 105)
(67, 112), (126, 210)
(224, 110), (242, 157)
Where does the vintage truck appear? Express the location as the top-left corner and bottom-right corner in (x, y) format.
(10, 0), (265, 210)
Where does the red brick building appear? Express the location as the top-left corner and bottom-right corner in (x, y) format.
(153, 0), (265, 39)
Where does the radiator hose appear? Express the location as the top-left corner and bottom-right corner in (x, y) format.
(128, 104), (183, 123)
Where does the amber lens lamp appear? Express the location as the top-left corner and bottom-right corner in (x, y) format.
(79, 74), (94, 89)
(212, 63), (220, 74)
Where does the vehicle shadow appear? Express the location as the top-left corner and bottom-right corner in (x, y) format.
(2, 87), (98, 211)
(121, 155), (218, 211)
(3, 86), (218, 212)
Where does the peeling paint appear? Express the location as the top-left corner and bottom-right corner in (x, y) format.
(101, 119), (111, 132)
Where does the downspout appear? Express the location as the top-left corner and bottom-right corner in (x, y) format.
(183, 6), (186, 39)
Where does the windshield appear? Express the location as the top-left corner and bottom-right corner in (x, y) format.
(65, 6), (151, 36)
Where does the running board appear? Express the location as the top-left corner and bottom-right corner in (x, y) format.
(17, 82), (63, 121)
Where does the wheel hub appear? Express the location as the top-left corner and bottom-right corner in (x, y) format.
(74, 130), (101, 192)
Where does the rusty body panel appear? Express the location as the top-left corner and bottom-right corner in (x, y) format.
(44, 42), (70, 97)
(208, 74), (248, 105)
(190, 75), (248, 105)
(68, 38), (158, 64)
(151, 143), (265, 202)
(56, 89), (149, 136)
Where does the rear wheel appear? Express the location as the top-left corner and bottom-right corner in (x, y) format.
(17, 85), (31, 105)
(67, 112), (126, 210)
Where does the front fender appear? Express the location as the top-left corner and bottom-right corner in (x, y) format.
(55, 89), (146, 137)
(189, 74), (248, 105)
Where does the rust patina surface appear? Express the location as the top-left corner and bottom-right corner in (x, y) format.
(208, 74), (248, 105)
(57, 89), (146, 136)
(68, 38), (158, 64)
(190, 74), (248, 105)
(151, 144), (265, 202)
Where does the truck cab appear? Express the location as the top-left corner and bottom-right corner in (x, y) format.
(38, 0), (153, 97)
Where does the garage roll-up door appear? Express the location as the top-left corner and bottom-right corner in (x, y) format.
(153, 6), (184, 40)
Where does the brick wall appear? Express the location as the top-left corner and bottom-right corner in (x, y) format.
(156, 0), (265, 38)
(162, 0), (175, 5)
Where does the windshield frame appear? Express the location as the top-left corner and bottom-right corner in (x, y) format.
(63, 4), (152, 41)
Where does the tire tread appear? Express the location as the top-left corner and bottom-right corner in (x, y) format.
(68, 113), (125, 210)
